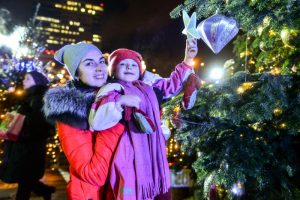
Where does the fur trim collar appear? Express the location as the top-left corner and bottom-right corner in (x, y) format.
(43, 84), (96, 130)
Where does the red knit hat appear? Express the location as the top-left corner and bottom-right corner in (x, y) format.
(108, 48), (143, 76)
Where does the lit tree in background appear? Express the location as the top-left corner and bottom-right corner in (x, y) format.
(0, 4), (70, 112)
(162, 0), (300, 199)
(0, 7), (68, 171)
(0, 5), (45, 111)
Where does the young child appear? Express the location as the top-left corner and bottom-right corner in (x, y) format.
(89, 39), (198, 200)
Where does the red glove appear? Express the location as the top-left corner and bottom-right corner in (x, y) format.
(182, 73), (201, 110)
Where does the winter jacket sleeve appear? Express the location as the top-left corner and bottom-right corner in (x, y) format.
(57, 122), (124, 186)
(88, 83), (124, 131)
(19, 94), (53, 142)
(144, 62), (194, 99)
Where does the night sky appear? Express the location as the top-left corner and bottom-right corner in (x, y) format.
(0, 0), (234, 77)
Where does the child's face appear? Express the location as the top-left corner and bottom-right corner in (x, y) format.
(115, 59), (140, 82)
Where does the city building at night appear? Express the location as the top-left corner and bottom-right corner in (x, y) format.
(34, 0), (104, 50)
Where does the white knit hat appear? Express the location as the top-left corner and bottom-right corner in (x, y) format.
(54, 42), (101, 78)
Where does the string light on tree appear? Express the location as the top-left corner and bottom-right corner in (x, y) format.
(231, 181), (245, 197)
(46, 133), (62, 171)
(237, 82), (254, 94)
(273, 108), (283, 116)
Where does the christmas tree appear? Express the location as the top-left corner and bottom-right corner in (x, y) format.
(171, 0), (300, 75)
(163, 0), (300, 199)
(0, 6), (68, 171)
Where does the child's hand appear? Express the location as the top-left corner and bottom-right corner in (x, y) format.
(184, 38), (198, 67)
(118, 95), (141, 109)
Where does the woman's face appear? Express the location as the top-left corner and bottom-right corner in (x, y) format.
(77, 50), (108, 87)
(115, 59), (140, 82)
(23, 74), (36, 89)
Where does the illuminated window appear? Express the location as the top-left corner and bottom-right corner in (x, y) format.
(79, 27), (84, 32)
(46, 39), (59, 44)
(36, 16), (60, 23)
(67, 1), (77, 6)
(93, 34), (102, 42)
(69, 21), (80, 26)
(93, 5), (103, 11)
(81, 8), (86, 12)
(50, 23), (60, 28)
(83, 40), (92, 44)
(55, 4), (62, 8)
(45, 28), (60, 33)
(92, 38), (101, 42)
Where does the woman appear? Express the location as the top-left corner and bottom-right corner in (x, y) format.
(43, 41), (196, 199)
(43, 42), (140, 199)
(1, 71), (55, 200)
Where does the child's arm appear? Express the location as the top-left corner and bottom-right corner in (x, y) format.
(143, 38), (198, 99)
(89, 83), (140, 131)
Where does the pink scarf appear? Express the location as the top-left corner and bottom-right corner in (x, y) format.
(109, 80), (170, 200)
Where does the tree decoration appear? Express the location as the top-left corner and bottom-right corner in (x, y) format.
(273, 108), (283, 117)
(231, 181), (245, 197)
(236, 82), (254, 94)
(197, 14), (239, 54)
(182, 10), (200, 39)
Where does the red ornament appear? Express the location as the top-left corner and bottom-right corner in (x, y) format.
(209, 184), (217, 200)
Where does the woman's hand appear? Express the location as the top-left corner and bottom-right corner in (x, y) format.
(118, 95), (141, 109)
(183, 38), (198, 67)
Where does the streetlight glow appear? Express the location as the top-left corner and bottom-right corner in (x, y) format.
(209, 67), (224, 80)
(0, 26), (26, 49)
